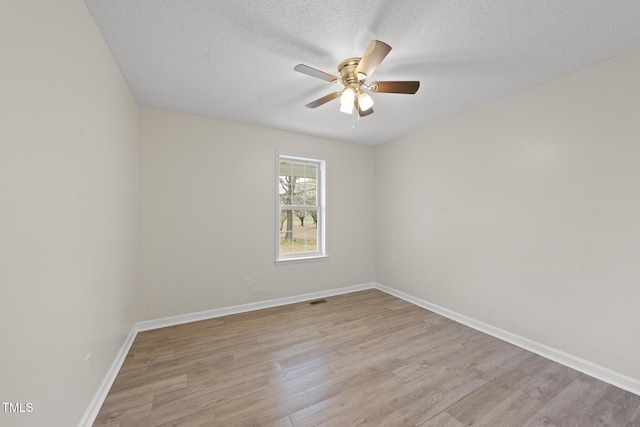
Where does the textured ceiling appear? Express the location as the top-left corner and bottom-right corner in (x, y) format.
(84, 0), (640, 146)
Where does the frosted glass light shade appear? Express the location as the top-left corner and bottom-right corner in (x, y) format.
(340, 88), (355, 114)
(358, 92), (374, 111)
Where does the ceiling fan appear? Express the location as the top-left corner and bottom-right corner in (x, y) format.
(294, 40), (419, 117)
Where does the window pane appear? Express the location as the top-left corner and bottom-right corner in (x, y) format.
(302, 164), (316, 206)
(279, 231), (292, 253)
(293, 231), (306, 252)
(279, 161), (296, 206)
(306, 181), (316, 206)
(305, 210), (317, 252)
(305, 209), (317, 228)
(279, 209), (295, 254)
(279, 161), (296, 177)
(305, 164), (316, 180)
(304, 231), (317, 252)
(283, 177), (297, 205)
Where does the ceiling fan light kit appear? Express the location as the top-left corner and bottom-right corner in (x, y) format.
(357, 92), (374, 111)
(294, 40), (420, 120)
(339, 88), (356, 113)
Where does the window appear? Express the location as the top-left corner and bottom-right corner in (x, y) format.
(276, 154), (326, 262)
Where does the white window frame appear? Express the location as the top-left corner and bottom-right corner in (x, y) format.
(275, 152), (327, 264)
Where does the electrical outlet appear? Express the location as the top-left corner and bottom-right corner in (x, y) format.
(244, 278), (252, 289)
(426, 277), (433, 288)
(84, 354), (91, 380)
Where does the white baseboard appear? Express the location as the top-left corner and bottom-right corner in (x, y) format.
(373, 282), (640, 397)
(136, 282), (376, 332)
(78, 326), (138, 427)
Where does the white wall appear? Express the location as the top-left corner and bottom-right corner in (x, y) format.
(138, 107), (376, 320)
(376, 48), (640, 381)
(0, 1), (139, 426)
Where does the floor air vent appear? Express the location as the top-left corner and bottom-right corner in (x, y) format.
(309, 299), (327, 305)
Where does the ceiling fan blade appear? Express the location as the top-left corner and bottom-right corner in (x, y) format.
(305, 92), (341, 108)
(369, 81), (420, 94)
(355, 40), (392, 79)
(294, 64), (340, 83)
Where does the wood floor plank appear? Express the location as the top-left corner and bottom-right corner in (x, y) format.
(316, 405), (414, 427)
(214, 389), (311, 425)
(289, 393), (361, 426)
(523, 374), (616, 427)
(94, 402), (152, 427)
(153, 405), (217, 427)
(603, 386), (640, 422)
(267, 416), (294, 427)
(446, 370), (530, 423)
(420, 412), (466, 427)
(101, 374), (188, 405)
(303, 358), (407, 405)
(94, 289), (640, 426)
(268, 363), (338, 397)
(516, 361), (581, 404)
(397, 368), (492, 426)
(464, 390), (546, 427)
(153, 372), (270, 410)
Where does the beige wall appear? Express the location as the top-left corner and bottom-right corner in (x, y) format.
(0, 1), (139, 426)
(138, 107), (376, 320)
(376, 48), (640, 380)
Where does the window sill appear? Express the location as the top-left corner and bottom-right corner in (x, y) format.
(275, 255), (329, 265)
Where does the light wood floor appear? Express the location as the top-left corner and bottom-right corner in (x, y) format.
(94, 290), (640, 426)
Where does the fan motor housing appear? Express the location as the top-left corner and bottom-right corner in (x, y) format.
(338, 57), (364, 88)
